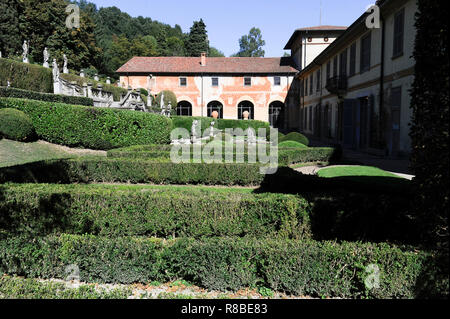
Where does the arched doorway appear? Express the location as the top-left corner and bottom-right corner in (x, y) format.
(176, 101), (192, 116)
(207, 101), (223, 118)
(268, 101), (285, 129)
(238, 101), (254, 120)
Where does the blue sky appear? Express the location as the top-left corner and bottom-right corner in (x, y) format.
(89, 0), (372, 57)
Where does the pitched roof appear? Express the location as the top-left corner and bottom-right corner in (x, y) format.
(116, 57), (298, 74)
(284, 26), (348, 49)
(296, 25), (348, 31)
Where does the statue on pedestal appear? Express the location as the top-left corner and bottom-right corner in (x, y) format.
(22, 40), (29, 63)
(52, 59), (60, 81)
(191, 120), (199, 144)
(43, 47), (49, 68)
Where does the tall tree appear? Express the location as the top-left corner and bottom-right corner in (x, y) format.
(410, 0), (449, 298)
(0, 0), (22, 57)
(208, 47), (225, 57)
(235, 27), (265, 57)
(167, 36), (185, 56)
(186, 19), (209, 57)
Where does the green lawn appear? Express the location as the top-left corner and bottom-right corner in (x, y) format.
(318, 165), (403, 179)
(0, 139), (104, 168)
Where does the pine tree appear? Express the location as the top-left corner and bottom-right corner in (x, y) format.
(186, 19), (209, 57)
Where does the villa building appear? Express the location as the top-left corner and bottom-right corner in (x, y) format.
(290, 0), (417, 157)
(116, 55), (297, 128)
(116, 0), (416, 157)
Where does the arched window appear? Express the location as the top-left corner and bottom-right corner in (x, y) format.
(238, 101), (254, 120)
(207, 101), (223, 118)
(268, 101), (285, 129)
(176, 101), (192, 116)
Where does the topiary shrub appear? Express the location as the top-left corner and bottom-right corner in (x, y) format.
(279, 141), (308, 149)
(283, 132), (310, 146)
(0, 108), (35, 142)
(155, 90), (177, 109)
(278, 131), (286, 141)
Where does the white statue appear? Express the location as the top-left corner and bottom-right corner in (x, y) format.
(209, 121), (215, 138)
(191, 120), (199, 144)
(247, 128), (256, 144)
(80, 69), (85, 77)
(43, 47), (49, 68)
(63, 54), (68, 74)
(52, 58), (60, 81)
(22, 40), (29, 63)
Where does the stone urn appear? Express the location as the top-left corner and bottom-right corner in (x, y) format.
(243, 111), (250, 120)
(211, 110), (219, 119)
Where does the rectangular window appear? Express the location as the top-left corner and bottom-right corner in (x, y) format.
(212, 77), (219, 87)
(326, 61), (331, 79)
(305, 78), (308, 96)
(339, 48), (348, 76)
(309, 74), (314, 95)
(244, 77), (252, 86)
(316, 70), (321, 92)
(333, 56), (338, 77)
(360, 33), (371, 73)
(274, 76), (281, 86)
(349, 43), (356, 76)
(393, 9), (405, 57)
(179, 77), (187, 87)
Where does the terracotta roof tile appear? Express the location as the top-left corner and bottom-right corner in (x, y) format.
(116, 57), (298, 74)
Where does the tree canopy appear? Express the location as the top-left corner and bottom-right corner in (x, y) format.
(0, 1), (224, 78)
(234, 27), (265, 57)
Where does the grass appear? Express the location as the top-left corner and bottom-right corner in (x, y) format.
(317, 165), (403, 179)
(2, 182), (258, 194)
(0, 139), (105, 168)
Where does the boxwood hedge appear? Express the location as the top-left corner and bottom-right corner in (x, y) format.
(0, 86), (93, 106)
(0, 97), (172, 149)
(0, 158), (264, 185)
(0, 58), (53, 93)
(107, 144), (339, 166)
(0, 234), (432, 298)
(0, 183), (310, 239)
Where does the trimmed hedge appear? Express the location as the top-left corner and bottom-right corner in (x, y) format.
(0, 108), (35, 141)
(0, 86), (93, 106)
(0, 234), (432, 298)
(0, 182), (420, 243)
(282, 132), (310, 146)
(59, 73), (128, 102)
(0, 183), (310, 239)
(0, 58), (53, 93)
(171, 116), (272, 138)
(106, 144), (338, 166)
(278, 147), (338, 165)
(278, 141), (308, 148)
(171, 116), (215, 136)
(0, 97), (172, 149)
(0, 158), (265, 186)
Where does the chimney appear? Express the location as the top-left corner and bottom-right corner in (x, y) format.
(201, 52), (206, 66)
